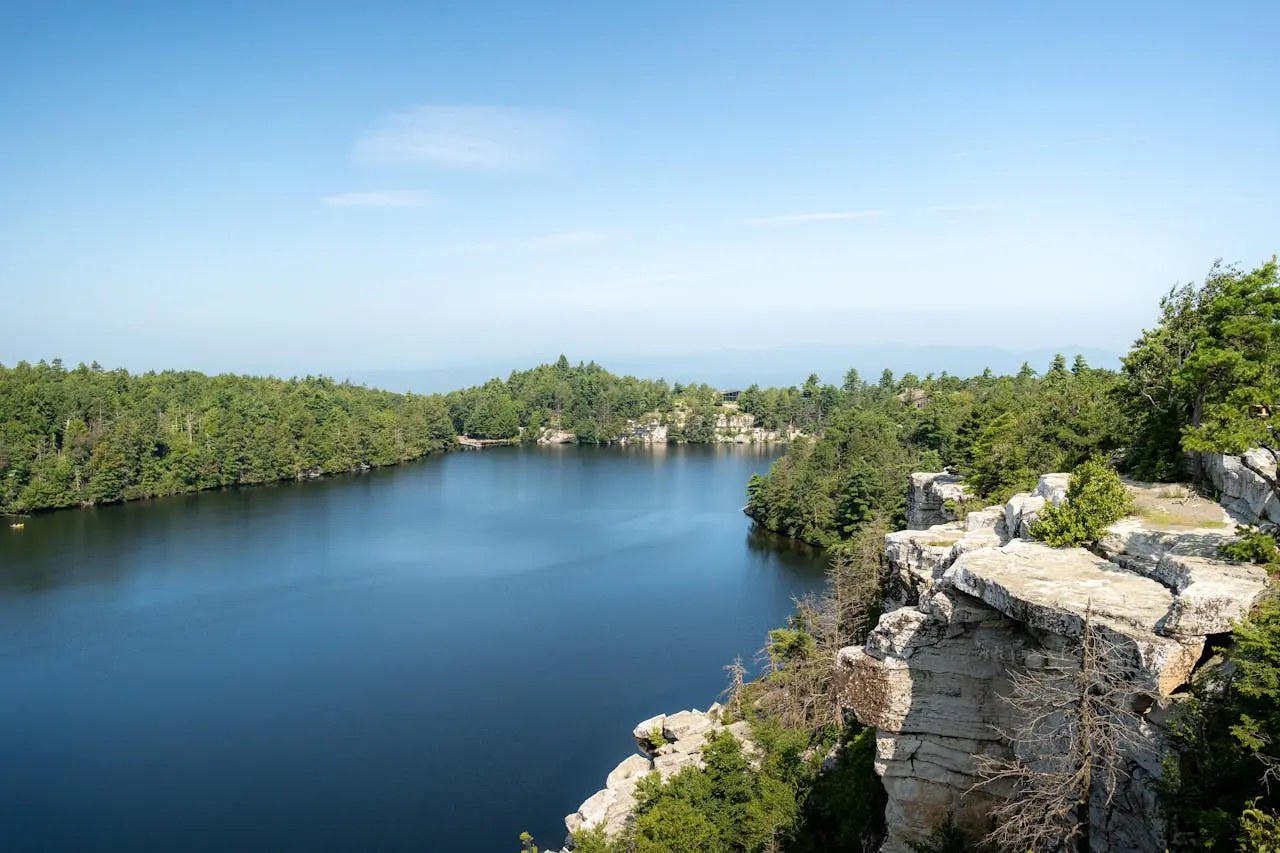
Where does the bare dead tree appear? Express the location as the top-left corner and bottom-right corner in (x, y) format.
(750, 521), (888, 734)
(826, 518), (887, 647)
(721, 655), (748, 717)
(975, 607), (1150, 853)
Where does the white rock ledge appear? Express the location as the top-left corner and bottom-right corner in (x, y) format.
(839, 469), (1271, 853)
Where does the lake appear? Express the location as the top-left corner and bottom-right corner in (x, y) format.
(0, 444), (826, 853)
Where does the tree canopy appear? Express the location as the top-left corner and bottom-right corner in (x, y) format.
(745, 357), (1128, 546)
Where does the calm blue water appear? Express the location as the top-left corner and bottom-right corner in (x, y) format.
(0, 444), (825, 853)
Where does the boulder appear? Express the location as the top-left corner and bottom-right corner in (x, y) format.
(565, 788), (615, 836)
(632, 714), (666, 754)
(1003, 493), (1046, 540)
(1155, 554), (1270, 637)
(605, 754), (652, 789)
(653, 731), (710, 779)
(906, 472), (971, 529)
(538, 429), (576, 445)
(1202, 450), (1280, 526)
(724, 719), (754, 744)
(1035, 473), (1071, 506)
(661, 709), (715, 743)
(964, 507), (1005, 533)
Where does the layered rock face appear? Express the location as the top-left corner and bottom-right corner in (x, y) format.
(1202, 450), (1280, 527)
(905, 472), (972, 529)
(839, 473), (1270, 853)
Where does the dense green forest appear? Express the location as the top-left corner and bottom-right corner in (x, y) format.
(744, 356), (1127, 547)
(522, 256), (1280, 853)
(0, 355), (838, 515)
(746, 256), (1280, 548)
(0, 361), (459, 513)
(443, 357), (839, 442)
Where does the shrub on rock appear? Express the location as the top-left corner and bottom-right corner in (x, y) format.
(1031, 456), (1133, 547)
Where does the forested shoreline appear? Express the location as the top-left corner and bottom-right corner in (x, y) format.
(7, 256), (1280, 852)
(0, 356), (836, 515)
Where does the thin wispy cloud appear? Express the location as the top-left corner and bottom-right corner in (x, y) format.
(924, 203), (999, 213)
(1177, 194), (1269, 205)
(745, 210), (884, 225)
(600, 271), (719, 288)
(322, 190), (433, 208)
(433, 230), (609, 255)
(355, 105), (575, 170)
(950, 137), (1119, 158)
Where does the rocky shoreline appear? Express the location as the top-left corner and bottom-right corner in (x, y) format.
(548, 451), (1277, 853)
(535, 412), (804, 446)
(551, 705), (757, 851)
(837, 461), (1272, 852)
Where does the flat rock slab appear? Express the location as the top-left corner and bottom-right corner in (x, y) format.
(1157, 554), (1270, 636)
(662, 709), (715, 743)
(945, 540), (1201, 694)
(947, 540), (1175, 635)
(1098, 519), (1234, 565)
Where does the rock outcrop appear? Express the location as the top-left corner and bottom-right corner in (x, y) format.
(905, 472), (972, 529)
(557, 705), (756, 850)
(542, 413), (799, 445)
(839, 471), (1271, 853)
(1201, 450), (1280, 528)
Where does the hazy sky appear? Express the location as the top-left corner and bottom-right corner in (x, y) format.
(2, 1), (1277, 376)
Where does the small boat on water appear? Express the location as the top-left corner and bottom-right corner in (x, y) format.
(9, 523), (24, 530)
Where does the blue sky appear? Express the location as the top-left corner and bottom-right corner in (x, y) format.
(2, 1), (1277, 378)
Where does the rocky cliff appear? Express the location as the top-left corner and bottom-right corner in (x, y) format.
(904, 471), (972, 529)
(838, 464), (1271, 853)
(551, 705), (756, 850)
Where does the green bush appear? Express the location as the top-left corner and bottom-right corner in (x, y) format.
(1239, 800), (1280, 852)
(1031, 455), (1133, 547)
(1159, 599), (1280, 851)
(1220, 527), (1280, 568)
